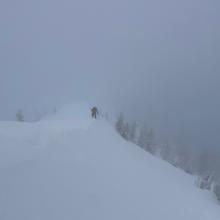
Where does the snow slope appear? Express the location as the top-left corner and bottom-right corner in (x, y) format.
(0, 103), (219, 220)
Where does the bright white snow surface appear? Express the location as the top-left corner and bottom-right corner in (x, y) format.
(0, 103), (219, 220)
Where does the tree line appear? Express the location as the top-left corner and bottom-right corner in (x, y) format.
(115, 113), (156, 154)
(115, 113), (220, 202)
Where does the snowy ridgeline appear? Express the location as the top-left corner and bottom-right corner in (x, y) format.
(115, 113), (220, 198)
(0, 103), (220, 220)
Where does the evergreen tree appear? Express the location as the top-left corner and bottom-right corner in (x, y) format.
(16, 109), (24, 122)
(174, 144), (192, 172)
(161, 143), (172, 162)
(196, 147), (211, 175)
(122, 122), (130, 140)
(137, 125), (148, 149)
(129, 122), (137, 143)
(146, 128), (155, 153)
(115, 113), (125, 137)
(138, 126), (156, 154)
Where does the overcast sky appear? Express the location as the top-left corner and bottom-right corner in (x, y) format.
(1, 0), (220, 148)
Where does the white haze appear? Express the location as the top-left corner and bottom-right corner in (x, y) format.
(1, 0), (220, 149)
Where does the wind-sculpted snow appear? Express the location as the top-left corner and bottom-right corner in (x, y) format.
(0, 104), (219, 220)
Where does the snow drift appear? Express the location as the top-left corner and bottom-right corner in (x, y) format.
(0, 103), (219, 220)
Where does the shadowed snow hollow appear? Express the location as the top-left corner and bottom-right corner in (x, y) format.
(0, 103), (219, 220)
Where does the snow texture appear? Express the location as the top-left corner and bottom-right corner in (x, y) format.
(0, 103), (219, 220)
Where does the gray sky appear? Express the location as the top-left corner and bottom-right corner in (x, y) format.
(1, 0), (220, 148)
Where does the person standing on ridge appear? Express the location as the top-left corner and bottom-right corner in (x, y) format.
(91, 106), (99, 119)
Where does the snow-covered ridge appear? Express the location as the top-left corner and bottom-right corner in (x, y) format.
(0, 103), (219, 220)
(0, 103), (93, 169)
